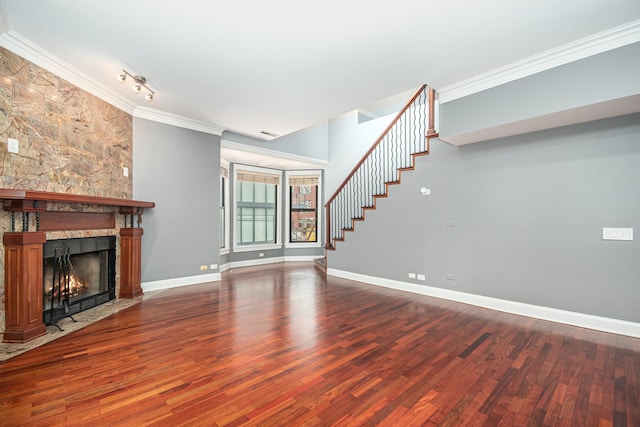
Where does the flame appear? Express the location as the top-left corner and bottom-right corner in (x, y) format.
(68, 275), (88, 297)
(45, 274), (88, 302)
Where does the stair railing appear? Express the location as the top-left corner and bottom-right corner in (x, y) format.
(325, 85), (437, 250)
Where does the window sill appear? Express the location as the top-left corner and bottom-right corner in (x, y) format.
(220, 248), (230, 256)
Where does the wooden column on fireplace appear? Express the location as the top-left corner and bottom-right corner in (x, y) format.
(1, 189), (155, 343)
(3, 231), (47, 342)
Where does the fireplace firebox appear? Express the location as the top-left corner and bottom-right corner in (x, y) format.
(43, 236), (116, 326)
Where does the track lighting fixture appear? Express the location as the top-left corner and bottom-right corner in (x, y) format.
(117, 69), (155, 102)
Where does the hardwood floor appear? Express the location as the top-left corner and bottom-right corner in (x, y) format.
(1, 263), (638, 426)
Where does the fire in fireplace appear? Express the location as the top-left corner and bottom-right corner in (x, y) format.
(43, 236), (116, 327)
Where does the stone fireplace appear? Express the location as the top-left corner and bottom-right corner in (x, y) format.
(0, 46), (142, 344)
(1, 189), (154, 343)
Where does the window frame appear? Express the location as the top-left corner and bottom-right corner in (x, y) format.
(220, 161), (230, 255)
(233, 164), (282, 253)
(284, 170), (323, 249)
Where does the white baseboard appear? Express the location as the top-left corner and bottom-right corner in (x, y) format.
(283, 255), (324, 262)
(147, 259), (318, 292)
(142, 272), (221, 292)
(327, 268), (640, 338)
(229, 256), (284, 269)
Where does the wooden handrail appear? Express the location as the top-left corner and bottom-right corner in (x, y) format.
(325, 84), (428, 207)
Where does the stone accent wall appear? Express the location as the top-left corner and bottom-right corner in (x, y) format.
(0, 48), (132, 194)
(0, 47), (133, 336)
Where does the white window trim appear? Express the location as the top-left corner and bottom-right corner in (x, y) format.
(233, 164), (283, 251)
(220, 159), (230, 255)
(284, 170), (323, 249)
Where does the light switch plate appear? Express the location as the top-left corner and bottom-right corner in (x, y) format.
(8, 138), (19, 154)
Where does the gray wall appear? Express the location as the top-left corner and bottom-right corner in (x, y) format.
(133, 118), (221, 282)
(328, 113), (640, 323)
(223, 122), (329, 161)
(325, 110), (394, 199)
(439, 42), (640, 142)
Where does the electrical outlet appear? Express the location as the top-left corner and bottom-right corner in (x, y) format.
(602, 227), (633, 241)
(417, 274), (426, 281)
(123, 167), (129, 177)
(408, 273), (416, 279)
(200, 265), (208, 271)
(259, 253), (264, 257)
(210, 264), (218, 270)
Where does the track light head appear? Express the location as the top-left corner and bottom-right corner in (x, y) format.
(145, 93), (153, 102)
(133, 75), (146, 85)
(117, 71), (126, 83)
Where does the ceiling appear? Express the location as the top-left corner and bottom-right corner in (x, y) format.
(1, 0), (640, 142)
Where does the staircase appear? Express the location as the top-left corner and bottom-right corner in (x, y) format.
(324, 84), (438, 253)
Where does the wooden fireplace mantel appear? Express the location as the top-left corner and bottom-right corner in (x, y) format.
(1, 189), (155, 343)
(1, 189), (155, 231)
(0, 189), (155, 211)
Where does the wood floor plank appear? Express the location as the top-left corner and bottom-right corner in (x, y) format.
(1, 262), (639, 426)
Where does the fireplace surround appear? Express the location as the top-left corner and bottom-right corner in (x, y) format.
(1, 189), (154, 343)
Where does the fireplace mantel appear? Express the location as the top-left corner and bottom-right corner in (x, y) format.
(0, 189), (155, 210)
(2, 189), (155, 343)
(1, 189), (155, 231)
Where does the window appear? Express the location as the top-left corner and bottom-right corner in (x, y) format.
(234, 167), (281, 249)
(285, 171), (322, 248)
(220, 165), (229, 251)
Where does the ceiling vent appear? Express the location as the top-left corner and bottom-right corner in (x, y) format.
(260, 131), (279, 139)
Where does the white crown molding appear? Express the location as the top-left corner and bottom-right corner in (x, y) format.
(0, 19), (227, 135)
(134, 106), (225, 136)
(439, 19), (640, 104)
(327, 268), (640, 338)
(221, 139), (329, 168)
(0, 29), (136, 114)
